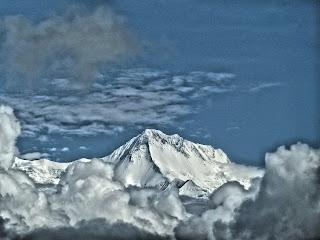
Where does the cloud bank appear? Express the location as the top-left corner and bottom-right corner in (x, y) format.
(1, 105), (320, 240)
(0, 4), (135, 89)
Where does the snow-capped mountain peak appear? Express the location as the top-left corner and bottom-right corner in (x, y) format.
(104, 129), (262, 194)
(13, 129), (264, 197)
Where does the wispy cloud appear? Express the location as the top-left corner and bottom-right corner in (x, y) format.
(0, 68), (236, 137)
(226, 126), (241, 132)
(248, 82), (282, 93)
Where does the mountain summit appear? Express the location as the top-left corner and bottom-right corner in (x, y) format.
(13, 129), (263, 197)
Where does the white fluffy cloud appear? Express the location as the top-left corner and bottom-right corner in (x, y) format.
(1, 159), (187, 237)
(0, 106), (20, 170)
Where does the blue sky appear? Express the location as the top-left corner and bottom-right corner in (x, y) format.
(0, 0), (319, 165)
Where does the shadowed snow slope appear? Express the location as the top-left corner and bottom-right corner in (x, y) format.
(14, 129), (263, 197)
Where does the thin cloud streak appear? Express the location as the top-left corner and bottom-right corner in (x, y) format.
(248, 82), (282, 93)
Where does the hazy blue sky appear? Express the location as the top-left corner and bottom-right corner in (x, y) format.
(1, 0), (319, 165)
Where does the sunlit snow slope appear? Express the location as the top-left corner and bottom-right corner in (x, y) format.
(13, 129), (263, 197)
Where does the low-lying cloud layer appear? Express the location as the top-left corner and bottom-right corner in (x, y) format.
(0, 105), (320, 240)
(0, 4), (135, 89)
(0, 69), (235, 137)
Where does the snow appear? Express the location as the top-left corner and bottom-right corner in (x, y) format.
(179, 180), (207, 198)
(13, 158), (69, 185)
(13, 158), (90, 185)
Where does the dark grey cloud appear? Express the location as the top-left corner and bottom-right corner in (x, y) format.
(0, 217), (10, 239)
(0, 4), (136, 90)
(223, 144), (320, 239)
(19, 219), (167, 240)
(0, 218), (167, 240)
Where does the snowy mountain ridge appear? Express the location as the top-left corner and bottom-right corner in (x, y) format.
(13, 129), (264, 197)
